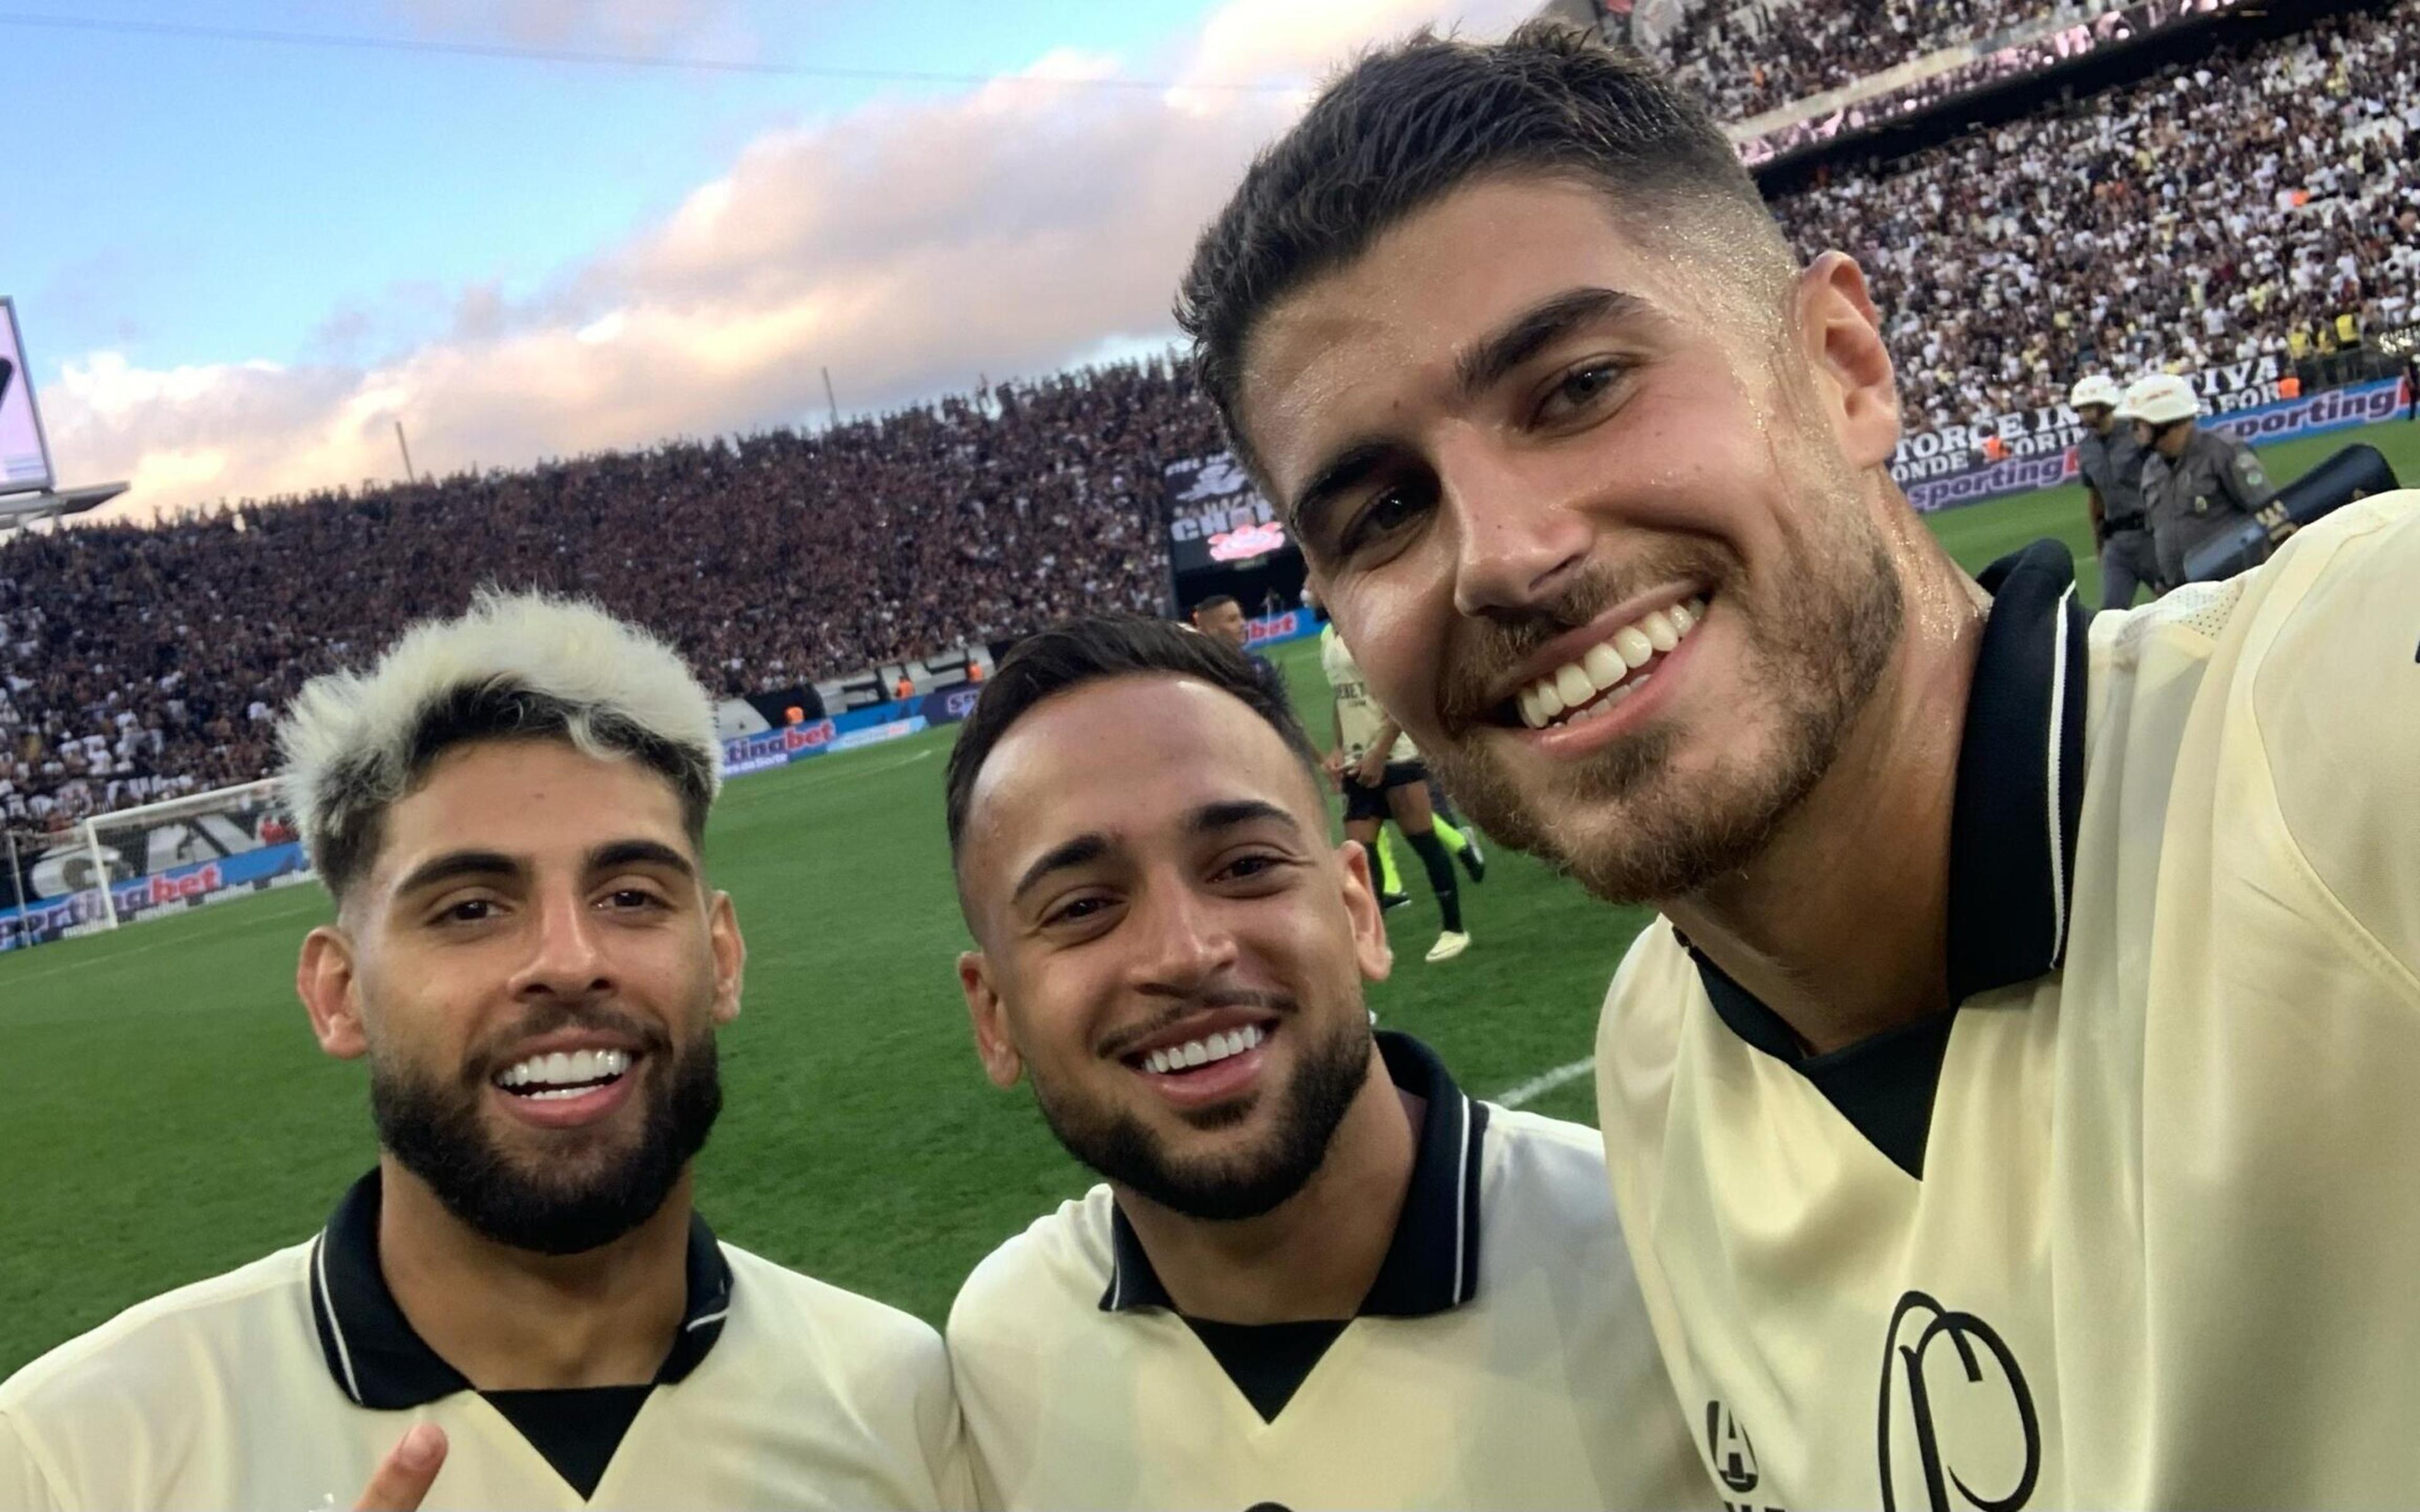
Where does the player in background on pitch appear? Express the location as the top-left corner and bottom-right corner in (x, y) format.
(1197, 587), (1485, 950)
(2068, 374), (2159, 607)
(1179, 20), (2420, 1506)
(1318, 605), (1472, 963)
(2126, 370), (2281, 589)
(940, 616), (1709, 1510)
(0, 592), (967, 1512)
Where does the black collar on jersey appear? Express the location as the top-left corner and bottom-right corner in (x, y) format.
(1688, 539), (2090, 1179)
(1100, 1030), (1491, 1318)
(308, 1166), (734, 1409)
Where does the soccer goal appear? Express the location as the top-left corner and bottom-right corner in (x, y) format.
(59, 779), (313, 937)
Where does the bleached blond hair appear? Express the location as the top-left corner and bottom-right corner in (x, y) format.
(278, 589), (722, 901)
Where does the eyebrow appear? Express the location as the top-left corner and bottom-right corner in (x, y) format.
(1452, 286), (1650, 405)
(590, 839), (697, 881)
(393, 849), (521, 898)
(1011, 833), (1112, 905)
(1187, 799), (1303, 838)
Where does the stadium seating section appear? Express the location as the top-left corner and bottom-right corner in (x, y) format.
(4, 1), (2416, 825)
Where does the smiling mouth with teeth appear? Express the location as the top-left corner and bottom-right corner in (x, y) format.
(1130, 1023), (1268, 1077)
(1511, 597), (1707, 731)
(493, 1048), (635, 1102)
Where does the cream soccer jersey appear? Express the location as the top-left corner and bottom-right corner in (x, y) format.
(1320, 624), (1419, 764)
(948, 1032), (1712, 1511)
(0, 1171), (971, 1511)
(1595, 493), (2420, 1510)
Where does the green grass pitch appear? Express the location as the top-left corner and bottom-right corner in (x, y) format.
(4, 417), (2414, 1377)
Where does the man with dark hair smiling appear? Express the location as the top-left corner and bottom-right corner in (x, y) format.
(0, 592), (967, 1511)
(941, 614), (1705, 1509)
(1177, 19), (2420, 1509)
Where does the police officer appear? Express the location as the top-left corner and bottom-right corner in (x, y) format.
(2126, 372), (2279, 588)
(2070, 374), (2158, 609)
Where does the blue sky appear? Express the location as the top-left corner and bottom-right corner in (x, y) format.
(5, 0), (1223, 382)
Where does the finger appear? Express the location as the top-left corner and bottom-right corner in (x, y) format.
(354, 1422), (447, 1511)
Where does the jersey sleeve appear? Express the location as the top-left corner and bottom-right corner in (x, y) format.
(2250, 493), (2420, 988)
(0, 1411), (67, 1512)
(2216, 439), (2279, 512)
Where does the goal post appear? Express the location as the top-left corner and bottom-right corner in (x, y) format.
(55, 779), (313, 941)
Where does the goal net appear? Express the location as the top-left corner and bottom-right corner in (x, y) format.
(0, 780), (312, 951)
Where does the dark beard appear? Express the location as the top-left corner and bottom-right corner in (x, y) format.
(1032, 1010), (1373, 1223)
(1427, 525), (1906, 905)
(371, 1016), (723, 1257)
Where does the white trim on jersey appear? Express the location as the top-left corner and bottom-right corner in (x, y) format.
(311, 1233), (365, 1407)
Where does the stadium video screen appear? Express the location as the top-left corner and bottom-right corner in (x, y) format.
(1, 299), (55, 494)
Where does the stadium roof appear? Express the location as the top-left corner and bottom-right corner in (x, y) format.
(0, 482), (126, 530)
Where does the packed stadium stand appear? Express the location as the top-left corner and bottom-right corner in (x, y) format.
(1, 360), (1218, 823)
(1772, 0), (2420, 428)
(1646, 0), (2099, 123)
(3, 0), (2414, 828)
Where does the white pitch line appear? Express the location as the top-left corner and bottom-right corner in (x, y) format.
(1495, 1057), (1596, 1109)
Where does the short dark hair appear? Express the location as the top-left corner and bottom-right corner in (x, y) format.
(1177, 20), (1782, 471)
(1190, 593), (1240, 618)
(943, 614), (1322, 859)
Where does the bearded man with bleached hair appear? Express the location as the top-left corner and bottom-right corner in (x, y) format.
(0, 590), (969, 1512)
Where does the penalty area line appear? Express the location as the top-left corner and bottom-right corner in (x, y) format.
(1494, 1057), (1595, 1109)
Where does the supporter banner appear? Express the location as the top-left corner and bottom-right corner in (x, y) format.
(810, 643), (990, 722)
(1891, 356), (2290, 485)
(0, 840), (310, 952)
(1908, 377), (2407, 513)
(1164, 454), (1293, 575)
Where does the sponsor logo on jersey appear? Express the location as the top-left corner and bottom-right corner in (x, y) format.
(1877, 1291), (2040, 1512)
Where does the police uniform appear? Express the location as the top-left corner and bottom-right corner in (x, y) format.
(949, 1033), (1712, 1511)
(1594, 493), (2420, 1507)
(1320, 624), (1425, 823)
(2075, 425), (2157, 607)
(2141, 425), (2277, 589)
(0, 1171), (971, 1510)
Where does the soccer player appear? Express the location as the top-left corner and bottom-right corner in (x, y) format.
(1317, 610), (1472, 963)
(2125, 370), (2282, 588)
(2068, 374), (2158, 607)
(1176, 20), (2420, 1507)
(0, 593), (966, 1511)
(940, 616), (1708, 1510)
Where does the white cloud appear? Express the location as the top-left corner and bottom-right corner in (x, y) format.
(45, 0), (1535, 522)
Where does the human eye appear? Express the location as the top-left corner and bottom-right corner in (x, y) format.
(1337, 479), (1436, 559)
(429, 895), (503, 927)
(1211, 850), (1294, 888)
(1534, 360), (1630, 427)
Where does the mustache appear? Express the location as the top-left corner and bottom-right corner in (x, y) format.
(461, 1001), (676, 1085)
(1097, 987), (1298, 1060)
(1435, 546), (1734, 729)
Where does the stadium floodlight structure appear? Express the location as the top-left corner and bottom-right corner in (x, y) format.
(1, 297), (127, 531)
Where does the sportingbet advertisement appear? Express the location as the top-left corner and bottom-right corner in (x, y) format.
(1, 297), (56, 495)
(1901, 375), (2409, 515)
(0, 805), (313, 952)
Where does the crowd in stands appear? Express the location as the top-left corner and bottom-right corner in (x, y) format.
(8, 6), (2418, 831)
(1771, 0), (2420, 430)
(1646, 0), (2097, 123)
(3, 358), (1219, 828)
